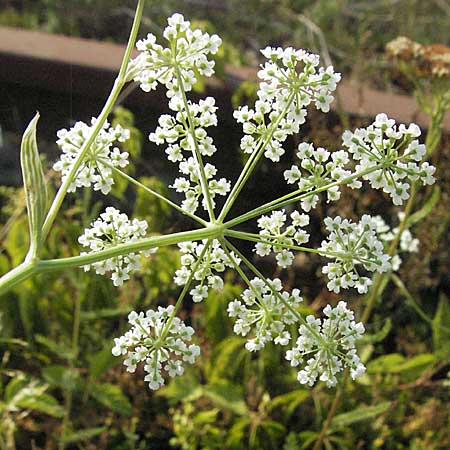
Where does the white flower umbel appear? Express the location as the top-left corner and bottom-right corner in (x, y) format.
(129, 13), (221, 98)
(370, 213), (419, 270)
(53, 118), (130, 194)
(112, 306), (200, 390)
(342, 114), (436, 205)
(234, 48), (341, 160)
(227, 277), (302, 351)
(255, 210), (310, 268)
(286, 301), (366, 387)
(284, 143), (362, 211)
(174, 239), (240, 302)
(319, 215), (391, 293)
(78, 207), (156, 286)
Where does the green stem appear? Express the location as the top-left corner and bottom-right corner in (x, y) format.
(0, 262), (39, 297)
(42, 0), (146, 240)
(224, 164), (383, 228)
(58, 290), (82, 450)
(0, 226), (222, 295)
(222, 238), (326, 345)
(218, 92), (296, 222)
(173, 65), (216, 222)
(219, 238), (267, 308)
(159, 240), (212, 341)
(361, 183), (416, 324)
(110, 165), (208, 226)
(224, 229), (345, 259)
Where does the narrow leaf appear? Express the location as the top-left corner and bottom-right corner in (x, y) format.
(406, 186), (440, 227)
(329, 401), (391, 431)
(60, 427), (107, 444)
(88, 346), (119, 379)
(90, 383), (132, 416)
(432, 293), (450, 355)
(16, 393), (64, 418)
(20, 112), (47, 254)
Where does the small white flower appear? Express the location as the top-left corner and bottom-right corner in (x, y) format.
(53, 119), (130, 194)
(342, 116), (436, 205)
(174, 240), (240, 302)
(112, 306), (200, 390)
(254, 210), (310, 268)
(286, 301), (365, 387)
(319, 215), (391, 293)
(228, 277), (302, 351)
(78, 207), (156, 286)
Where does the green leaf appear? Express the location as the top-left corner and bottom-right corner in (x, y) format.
(269, 390), (310, 419)
(157, 372), (201, 404)
(394, 353), (436, 379)
(192, 409), (219, 425)
(80, 306), (132, 321)
(367, 353), (405, 373)
(4, 376), (28, 403)
(209, 336), (246, 380)
(329, 401), (391, 431)
(4, 376), (64, 418)
(60, 427), (107, 444)
(42, 365), (83, 392)
(201, 380), (247, 415)
(298, 431), (319, 449)
(406, 186), (440, 227)
(432, 293), (450, 356)
(361, 319), (391, 344)
(20, 112), (47, 255)
(35, 334), (76, 361)
(88, 346), (119, 379)
(16, 392), (64, 418)
(90, 383), (132, 416)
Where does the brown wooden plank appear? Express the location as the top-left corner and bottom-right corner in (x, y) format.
(0, 26), (448, 129)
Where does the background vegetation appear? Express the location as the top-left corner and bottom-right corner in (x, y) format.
(0, 1), (449, 449)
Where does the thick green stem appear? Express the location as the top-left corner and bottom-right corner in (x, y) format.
(0, 262), (39, 296)
(42, 0), (146, 240)
(0, 226), (222, 295)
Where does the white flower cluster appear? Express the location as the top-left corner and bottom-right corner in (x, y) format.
(112, 306), (200, 390)
(150, 97), (218, 159)
(284, 143), (362, 211)
(149, 97), (230, 213)
(342, 114), (436, 205)
(286, 301), (366, 387)
(319, 215), (391, 294)
(53, 118), (129, 194)
(370, 213), (419, 270)
(174, 240), (240, 302)
(234, 47), (340, 161)
(255, 210), (310, 268)
(78, 207), (156, 286)
(129, 13), (221, 98)
(227, 277), (302, 351)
